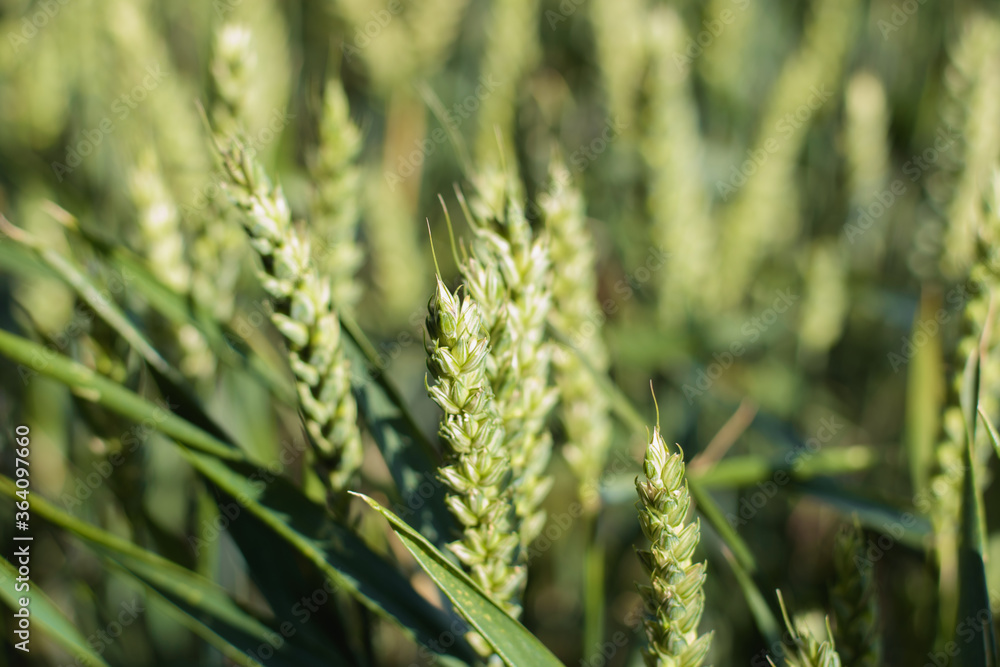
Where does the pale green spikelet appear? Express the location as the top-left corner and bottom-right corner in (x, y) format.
(635, 425), (713, 667)
(214, 135), (364, 493)
(940, 15), (1000, 278)
(209, 7), (291, 146)
(830, 522), (882, 667)
(127, 149), (214, 380)
(714, 0), (858, 311)
(211, 24), (256, 139)
(310, 78), (364, 312)
(473, 0), (541, 166)
(643, 7), (713, 324)
(128, 149), (190, 295)
(424, 277), (523, 615)
(773, 591), (842, 667)
(541, 160), (613, 514)
(461, 167), (558, 559)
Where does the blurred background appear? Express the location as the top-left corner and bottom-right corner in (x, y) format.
(0, 0), (999, 664)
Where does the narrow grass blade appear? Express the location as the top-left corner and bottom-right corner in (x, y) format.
(182, 452), (479, 665)
(977, 405), (1000, 462)
(103, 559), (344, 667)
(340, 312), (455, 545)
(353, 492), (564, 667)
(954, 346), (999, 666)
(0, 217), (181, 385)
(789, 477), (931, 548)
(0, 476), (343, 664)
(0, 556), (110, 665)
(720, 547), (782, 648)
(905, 290), (944, 497)
(0, 329), (243, 462)
(109, 248), (296, 404)
(693, 447), (875, 487)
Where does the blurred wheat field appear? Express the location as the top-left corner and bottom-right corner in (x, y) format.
(0, 0), (998, 665)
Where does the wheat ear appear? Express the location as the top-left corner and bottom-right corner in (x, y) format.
(214, 135), (363, 494)
(310, 78), (364, 312)
(542, 160), (613, 513)
(830, 522), (881, 667)
(425, 276), (523, 615)
(635, 424), (713, 666)
(461, 167), (558, 558)
(772, 591), (842, 667)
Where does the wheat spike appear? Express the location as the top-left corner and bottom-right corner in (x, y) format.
(635, 425), (713, 666)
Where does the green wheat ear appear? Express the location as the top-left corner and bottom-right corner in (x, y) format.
(830, 521), (881, 667)
(635, 422), (713, 667)
(213, 133), (363, 496)
(772, 591), (843, 667)
(424, 276), (523, 617)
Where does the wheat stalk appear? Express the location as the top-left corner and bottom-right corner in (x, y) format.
(424, 276), (523, 616)
(214, 133), (363, 494)
(635, 423), (712, 666)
